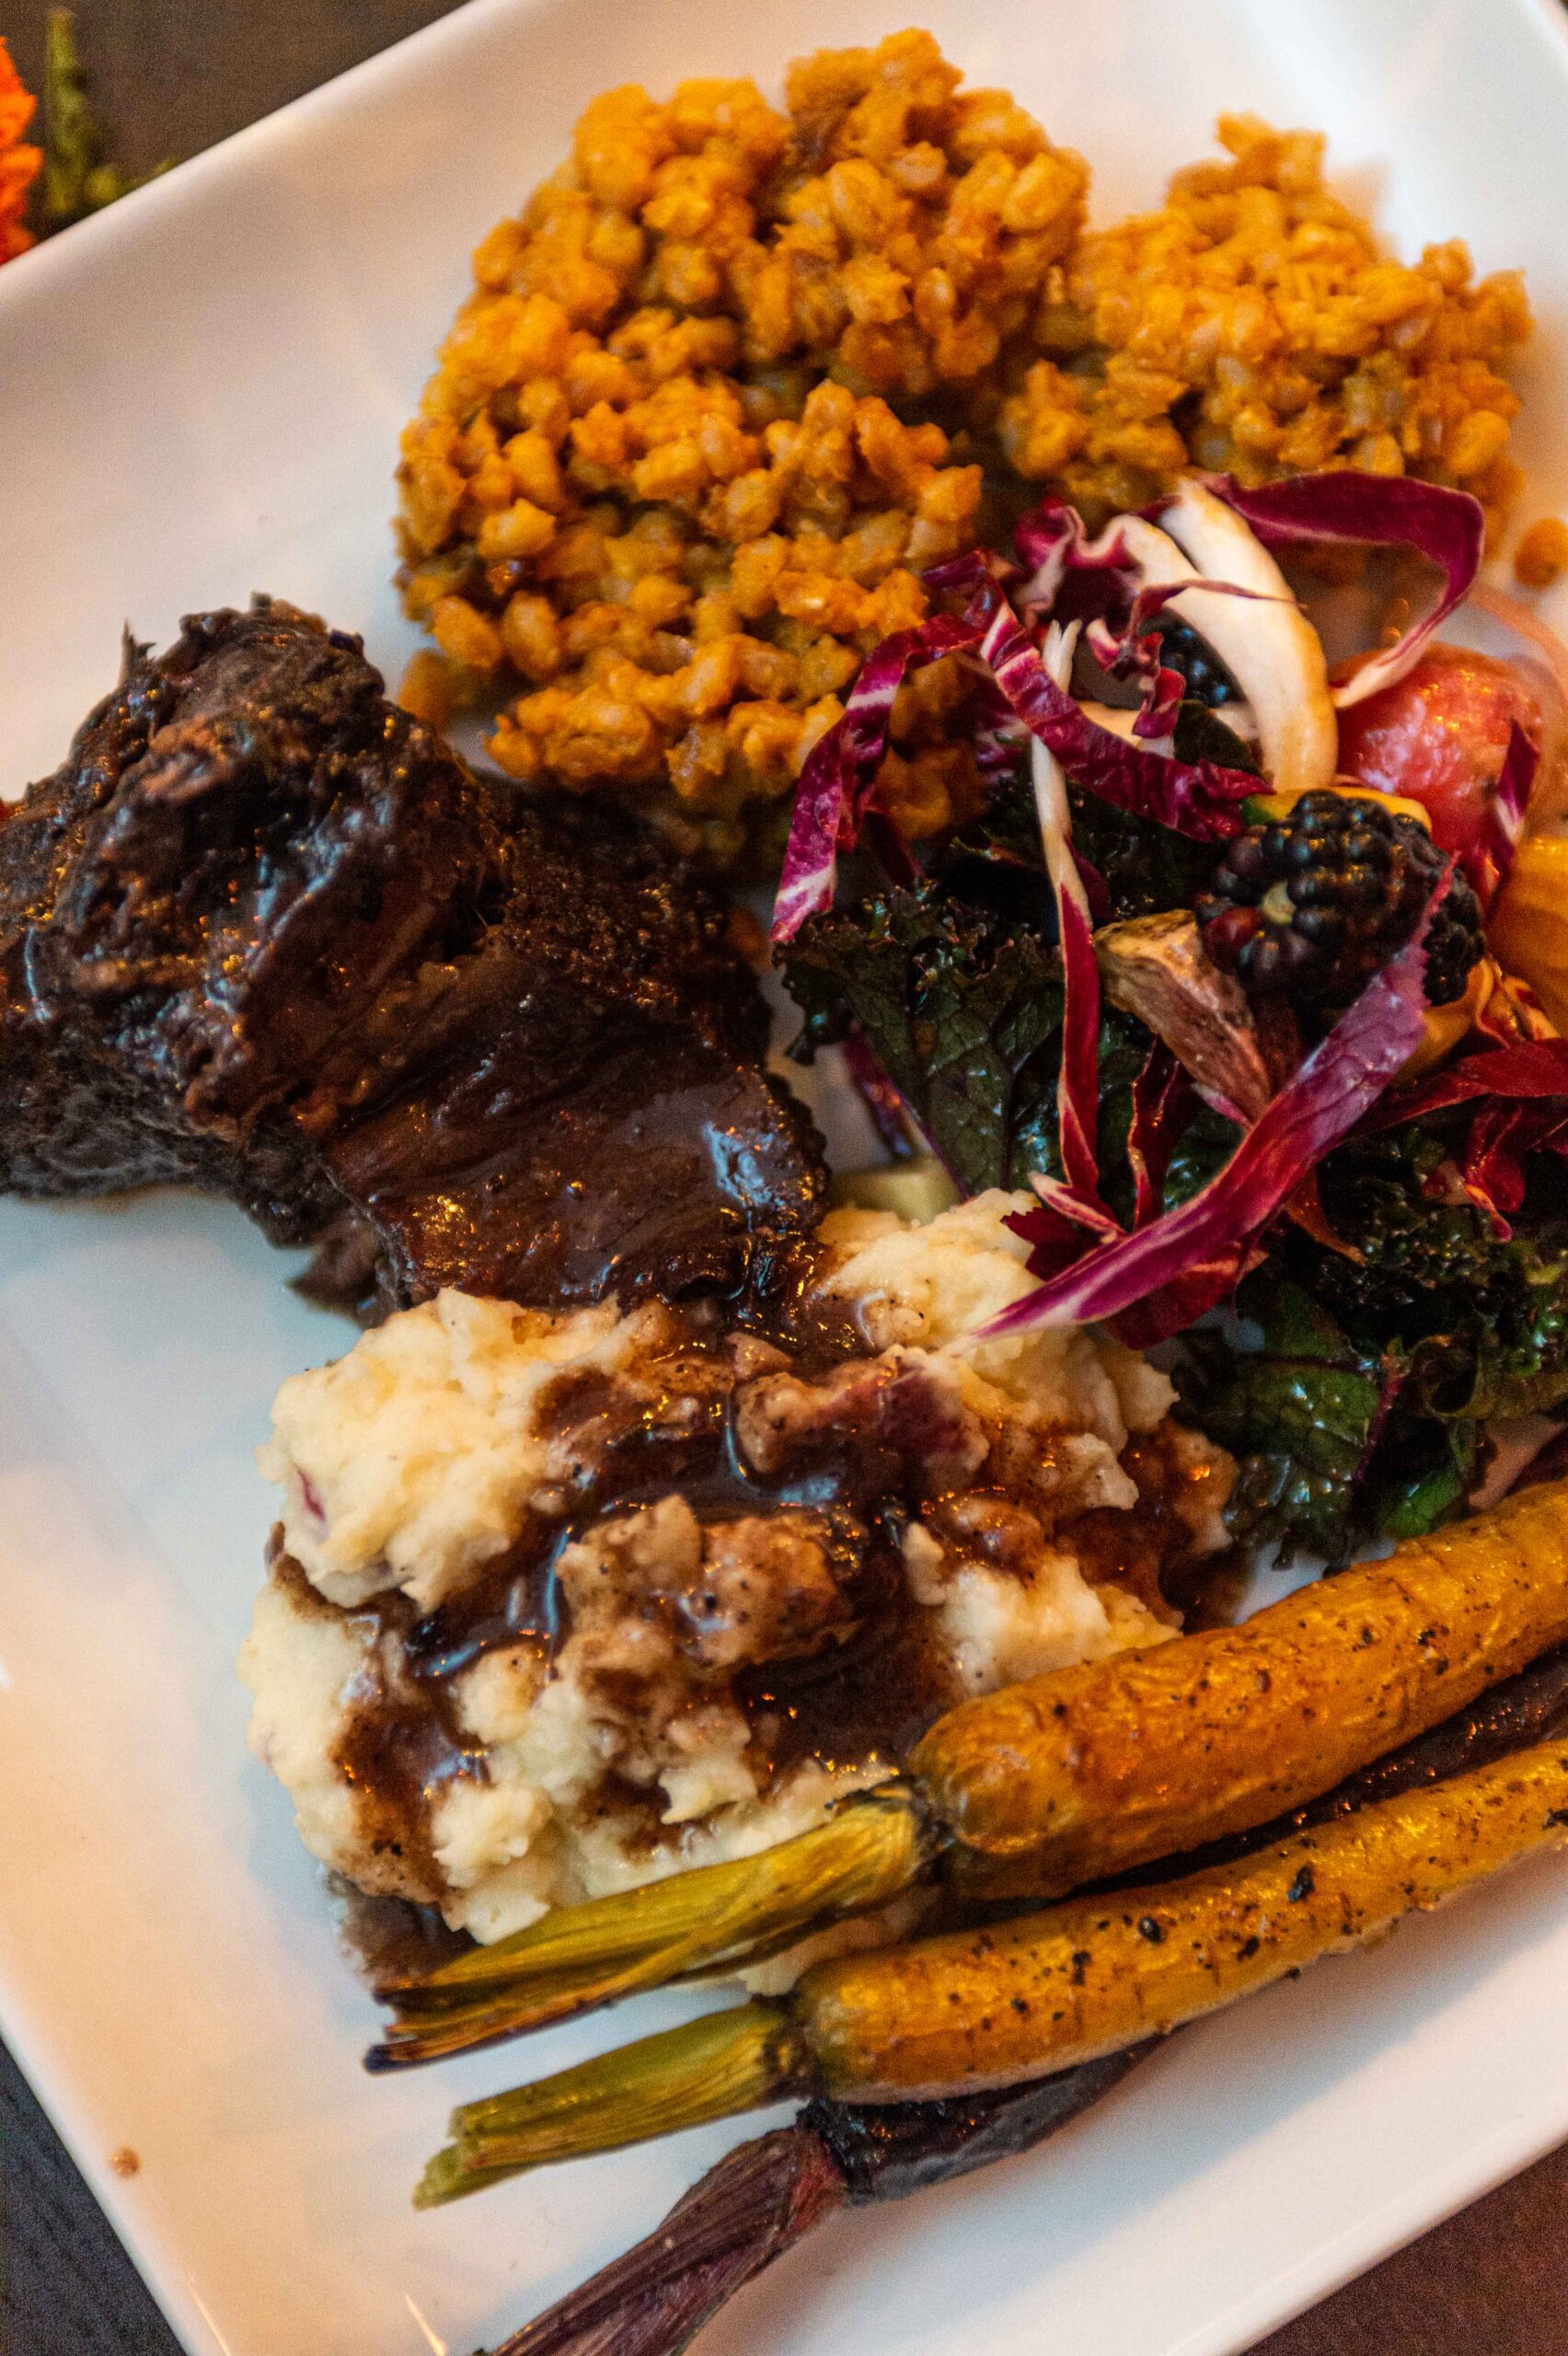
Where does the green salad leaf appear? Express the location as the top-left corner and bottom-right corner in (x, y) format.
(1182, 1274), (1390, 1565)
(1370, 1424), (1480, 1543)
(1314, 1128), (1568, 1418)
(785, 883), (1155, 1198)
(1185, 1123), (1568, 1562)
(1170, 698), (1262, 777)
(781, 755), (1568, 1571)
(1067, 788), (1219, 921)
(937, 767), (1228, 927)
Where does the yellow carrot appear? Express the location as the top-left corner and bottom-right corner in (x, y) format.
(417, 1730), (1568, 2199)
(923, 1475), (1568, 1894)
(806, 1733), (1568, 2096)
(380, 1479), (1568, 2058)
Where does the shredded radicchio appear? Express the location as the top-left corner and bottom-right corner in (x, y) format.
(1026, 640), (1105, 1207)
(1205, 470), (1486, 710)
(977, 592), (1255, 841)
(1457, 1103), (1536, 1233)
(988, 886), (1444, 1345)
(1009, 501), (1136, 615)
(1125, 1043), (1199, 1228)
(772, 614), (978, 943)
(1084, 613), (1185, 743)
(1472, 720), (1539, 909)
(1366, 1034), (1568, 1239)
(1055, 870), (1106, 1203)
(840, 1030), (917, 1162)
(776, 468), (1488, 941)
(1027, 1173), (1124, 1242)
(1366, 1036), (1568, 1130)
(769, 469), (1540, 1359)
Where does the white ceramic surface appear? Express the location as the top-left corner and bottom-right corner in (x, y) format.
(5, 5), (1568, 2352)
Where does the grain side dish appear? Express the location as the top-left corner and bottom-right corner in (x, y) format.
(396, 30), (1530, 860)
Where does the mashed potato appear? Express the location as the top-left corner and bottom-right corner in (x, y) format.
(242, 1191), (1231, 1944)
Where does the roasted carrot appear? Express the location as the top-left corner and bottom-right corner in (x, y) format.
(416, 1730), (1568, 2199)
(929, 1472), (1568, 1895)
(806, 1733), (1568, 2098)
(377, 1478), (1568, 2065)
(478, 2057), (1147, 2356)
(467, 1644), (1568, 2356)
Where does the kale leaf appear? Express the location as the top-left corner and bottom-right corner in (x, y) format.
(1368, 1420), (1481, 1543)
(784, 882), (1148, 1198)
(1182, 1273), (1390, 1565)
(1186, 1124), (1568, 1563)
(1403, 1240), (1568, 1425)
(1058, 706), (1251, 922)
(1170, 698), (1261, 776)
(936, 765), (1226, 928)
(1164, 1102), (1244, 1210)
(785, 886), (1063, 1192)
(1067, 787), (1222, 921)
(1313, 1128), (1568, 1425)
(783, 777), (1568, 1573)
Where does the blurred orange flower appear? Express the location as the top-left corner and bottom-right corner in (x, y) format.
(0, 37), (42, 263)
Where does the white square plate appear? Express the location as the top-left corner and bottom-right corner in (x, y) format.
(6, 4), (1568, 2352)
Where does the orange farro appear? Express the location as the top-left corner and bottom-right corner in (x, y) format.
(397, 44), (1530, 861)
(397, 30), (1084, 859)
(1001, 114), (1529, 528)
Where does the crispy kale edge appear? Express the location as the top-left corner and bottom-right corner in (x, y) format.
(1182, 1126), (1568, 1563)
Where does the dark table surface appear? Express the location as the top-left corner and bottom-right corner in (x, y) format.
(4, 4), (1568, 2350)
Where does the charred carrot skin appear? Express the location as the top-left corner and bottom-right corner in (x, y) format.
(419, 1732), (1568, 2197)
(920, 1476), (1568, 1897)
(802, 1734), (1568, 2100)
(376, 1484), (1568, 2062)
(469, 1649), (1568, 2355)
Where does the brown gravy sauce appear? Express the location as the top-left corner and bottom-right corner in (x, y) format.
(327, 1877), (473, 1988)
(1055, 1426), (1228, 1627)
(302, 1280), (1234, 1889)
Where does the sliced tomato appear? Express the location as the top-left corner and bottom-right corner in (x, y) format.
(1336, 646), (1540, 887)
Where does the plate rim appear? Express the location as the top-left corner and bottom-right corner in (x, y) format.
(7, 5), (1568, 2351)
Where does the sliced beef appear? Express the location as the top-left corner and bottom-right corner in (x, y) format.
(0, 601), (824, 1313)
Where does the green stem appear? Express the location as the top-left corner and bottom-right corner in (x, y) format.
(370, 1785), (934, 2069)
(414, 2003), (807, 2207)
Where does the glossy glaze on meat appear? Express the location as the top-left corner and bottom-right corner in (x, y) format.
(0, 601), (824, 1313)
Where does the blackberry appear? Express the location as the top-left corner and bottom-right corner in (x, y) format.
(1196, 791), (1484, 1011)
(1154, 615), (1240, 708)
